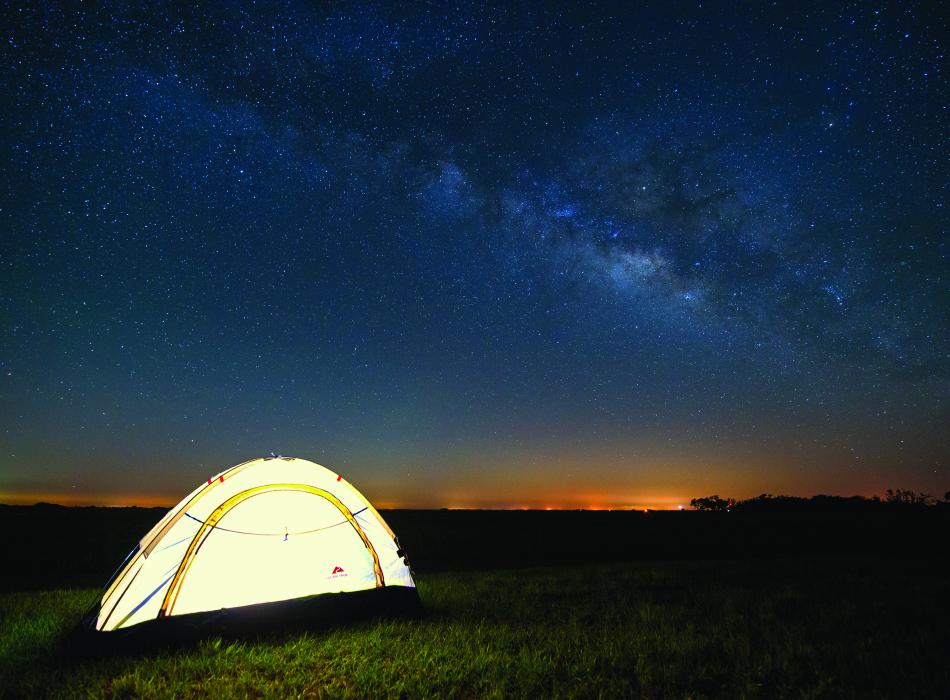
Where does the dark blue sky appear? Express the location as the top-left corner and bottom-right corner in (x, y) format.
(1, 1), (946, 507)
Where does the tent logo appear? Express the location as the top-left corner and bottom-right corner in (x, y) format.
(331, 566), (345, 575)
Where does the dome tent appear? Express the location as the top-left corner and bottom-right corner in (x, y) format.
(83, 456), (419, 639)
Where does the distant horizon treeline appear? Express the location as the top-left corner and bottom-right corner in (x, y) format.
(690, 489), (950, 512)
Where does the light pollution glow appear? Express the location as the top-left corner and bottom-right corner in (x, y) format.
(0, 445), (911, 511)
(0, 478), (888, 512)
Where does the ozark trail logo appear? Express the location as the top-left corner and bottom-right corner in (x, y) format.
(330, 565), (346, 576)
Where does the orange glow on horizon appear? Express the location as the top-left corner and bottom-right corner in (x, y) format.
(0, 491), (178, 509)
(0, 442), (911, 514)
(0, 463), (898, 512)
(1, 489), (692, 511)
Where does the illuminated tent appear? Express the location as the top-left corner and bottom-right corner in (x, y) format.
(83, 456), (419, 637)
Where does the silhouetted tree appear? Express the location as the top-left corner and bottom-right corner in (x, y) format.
(689, 495), (735, 511)
(688, 490), (946, 512)
(884, 489), (936, 506)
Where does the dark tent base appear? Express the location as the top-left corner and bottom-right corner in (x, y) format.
(74, 585), (422, 653)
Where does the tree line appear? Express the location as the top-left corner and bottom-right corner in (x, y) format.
(689, 489), (950, 512)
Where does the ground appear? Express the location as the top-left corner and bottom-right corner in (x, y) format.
(2, 558), (948, 698)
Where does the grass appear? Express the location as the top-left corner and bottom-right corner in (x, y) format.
(1, 559), (947, 698)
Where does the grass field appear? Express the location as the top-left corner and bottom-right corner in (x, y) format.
(2, 558), (948, 698)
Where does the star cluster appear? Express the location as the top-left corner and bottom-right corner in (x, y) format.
(1, 2), (946, 507)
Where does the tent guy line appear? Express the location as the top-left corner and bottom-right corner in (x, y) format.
(182, 507), (370, 537)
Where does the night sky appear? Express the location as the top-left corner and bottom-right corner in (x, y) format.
(2, 2), (947, 509)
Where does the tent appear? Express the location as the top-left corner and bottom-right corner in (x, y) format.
(83, 456), (419, 638)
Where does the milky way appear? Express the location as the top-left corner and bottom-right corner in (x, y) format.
(1, 2), (946, 506)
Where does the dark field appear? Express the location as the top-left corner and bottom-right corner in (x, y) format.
(1, 505), (948, 697)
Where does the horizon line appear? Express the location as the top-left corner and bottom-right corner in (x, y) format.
(0, 488), (926, 511)
(0, 499), (684, 512)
